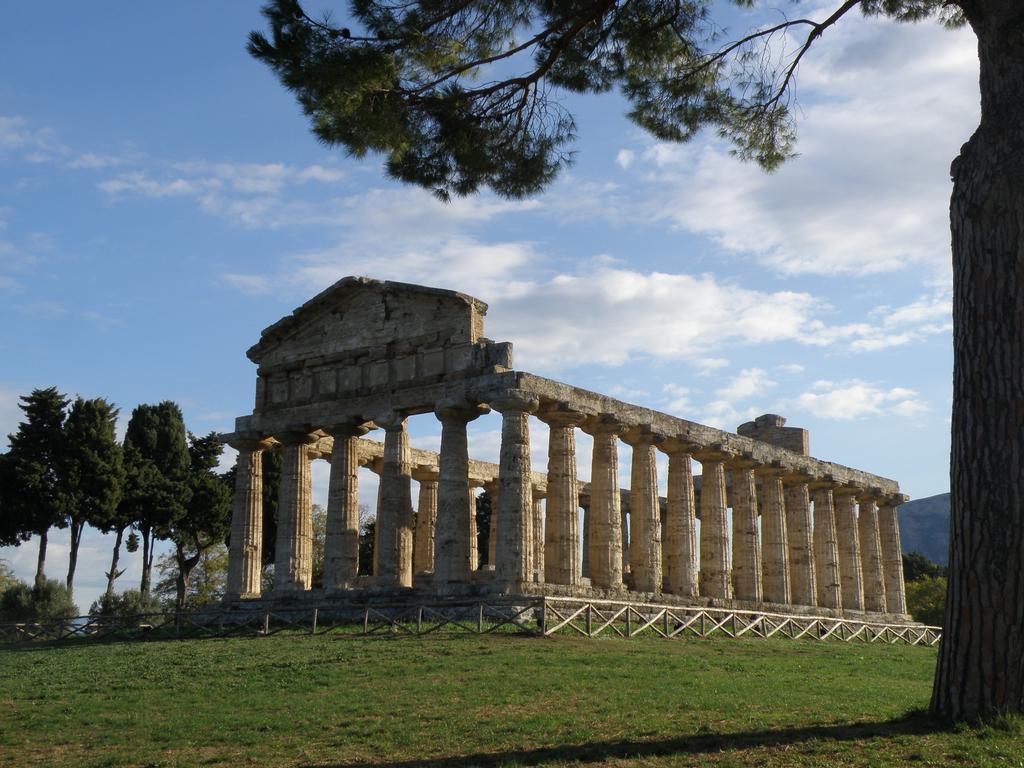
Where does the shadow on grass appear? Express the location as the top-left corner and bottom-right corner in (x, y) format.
(307, 710), (948, 767)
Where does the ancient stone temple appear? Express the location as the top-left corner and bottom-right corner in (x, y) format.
(223, 277), (909, 619)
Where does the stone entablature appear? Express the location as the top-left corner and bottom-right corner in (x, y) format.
(224, 277), (910, 621)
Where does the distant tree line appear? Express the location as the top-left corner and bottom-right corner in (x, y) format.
(0, 388), (232, 620)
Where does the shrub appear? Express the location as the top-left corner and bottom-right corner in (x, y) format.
(0, 579), (79, 622)
(906, 575), (947, 627)
(89, 589), (161, 618)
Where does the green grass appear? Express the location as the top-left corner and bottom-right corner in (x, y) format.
(0, 632), (1022, 767)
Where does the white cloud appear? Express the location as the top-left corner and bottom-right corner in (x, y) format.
(776, 363), (805, 375)
(611, 15), (977, 277)
(716, 367), (776, 402)
(661, 383), (691, 415)
(791, 379), (929, 420)
(616, 149), (635, 170)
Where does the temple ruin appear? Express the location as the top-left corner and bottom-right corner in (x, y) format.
(223, 277), (909, 620)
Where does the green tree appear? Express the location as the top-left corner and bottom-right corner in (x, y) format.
(122, 402), (191, 595)
(0, 388), (69, 587)
(903, 551), (948, 583)
(0, 578), (78, 622)
(60, 397), (125, 598)
(907, 575), (948, 627)
(161, 432), (232, 613)
(0, 559), (20, 593)
(311, 503), (327, 588)
(476, 490), (492, 566)
(153, 544), (230, 609)
(251, 0), (1023, 721)
(358, 504), (374, 577)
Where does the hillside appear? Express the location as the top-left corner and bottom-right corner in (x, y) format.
(899, 493), (950, 565)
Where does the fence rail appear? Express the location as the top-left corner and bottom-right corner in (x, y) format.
(0, 597), (941, 648)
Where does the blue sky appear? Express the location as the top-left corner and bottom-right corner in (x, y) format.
(0, 3), (973, 608)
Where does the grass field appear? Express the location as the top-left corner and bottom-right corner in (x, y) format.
(1, 632), (1022, 767)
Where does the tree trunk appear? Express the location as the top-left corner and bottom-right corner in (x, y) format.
(66, 519), (84, 596)
(932, 3), (1024, 721)
(34, 530), (48, 588)
(104, 527), (126, 599)
(140, 526), (152, 595)
(174, 545), (201, 615)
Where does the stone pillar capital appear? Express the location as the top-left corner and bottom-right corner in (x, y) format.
(411, 466), (440, 483)
(620, 424), (660, 446)
(808, 475), (837, 492)
(781, 470), (814, 486)
(832, 483), (861, 498)
(580, 413), (622, 437)
(692, 444), (734, 463)
(488, 389), (540, 414)
(535, 403), (589, 428)
(753, 461), (787, 478)
(657, 437), (700, 455)
(276, 430), (320, 447)
(883, 493), (910, 506)
(326, 420), (372, 439)
(857, 486), (885, 505)
(435, 398), (490, 424)
(726, 453), (759, 470)
(365, 457), (384, 475)
(372, 411), (408, 431)
(225, 433), (274, 452)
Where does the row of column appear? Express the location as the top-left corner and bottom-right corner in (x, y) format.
(226, 394), (907, 616)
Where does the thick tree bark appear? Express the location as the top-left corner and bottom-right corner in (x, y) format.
(932, 2), (1024, 721)
(104, 527), (126, 599)
(66, 518), (84, 596)
(34, 530), (47, 588)
(174, 545), (201, 615)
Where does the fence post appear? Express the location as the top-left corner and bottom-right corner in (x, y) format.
(416, 606), (423, 635)
(263, 612), (270, 636)
(539, 598), (547, 636)
(311, 608), (319, 635)
(363, 607), (369, 634)
(626, 607), (632, 638)
(585, 604), (592, 637)
(477, 603), (484, 634)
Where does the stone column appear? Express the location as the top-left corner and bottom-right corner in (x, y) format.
(374, 413), (415, 588)
(834, 485), (865, 611)
(857, 494), (887, 613)
(621, 500), (631, 577)
(784, 474), (816, 606)
(659, 439), (698, 599)
(755, 465), (790, 605)
(695, 447), (732, 600)
(491, 390), (539, 587)
(412, 467), (439, 575)
(582, 416), (623, 590)
(531, 490), (545, 583)
(275, 432), (317, 594)
(811, 482), (842, 610)
(485, 478), (500, 568)
(878, 496), (908, 615)
(433, 402), (487, 585)
(729, 457), (762, 603)
(538, 408), (585, 586)
(226, 436), (270, 599)
(323, 422), (369, 590)
(467, 482), (482, 571)
(622, 426), (662, 594)
(580, 498), (591, 579)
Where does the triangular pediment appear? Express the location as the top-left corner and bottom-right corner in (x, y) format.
(247, 276), (487, 369)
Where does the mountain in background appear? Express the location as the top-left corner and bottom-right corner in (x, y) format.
(898, 493), (950, 565)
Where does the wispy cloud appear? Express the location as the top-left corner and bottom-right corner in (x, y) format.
(790, 379), (929, 420)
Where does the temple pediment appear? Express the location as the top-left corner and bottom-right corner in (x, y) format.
(246, 276), (511, 413)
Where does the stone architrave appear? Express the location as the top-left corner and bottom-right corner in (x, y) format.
(491, 390), (540, 587)
(537, 408), (585, 586)
(323, 422), (370, 590)
(412, 467), (440, 574)
(695, 447), (733, 600)
(833, 485), (865, 611)
(275, 431), (318, 594)
(659, 438), (699, 599)
(784, 474), (816, 607)
(622, 426), (662, 594)
(374, 413), (415, 588)
(729, 457), (762, 603)
(226, 436), (270, 599)
(531, 491), (545, 583)
(811, 483), (842, 610)
(755, 465), (790, 605)
(857, 494), (887, 613)
(582, 416), (624, 590)
(433, 401), (487, 584)
(878, 496), (908, 615)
